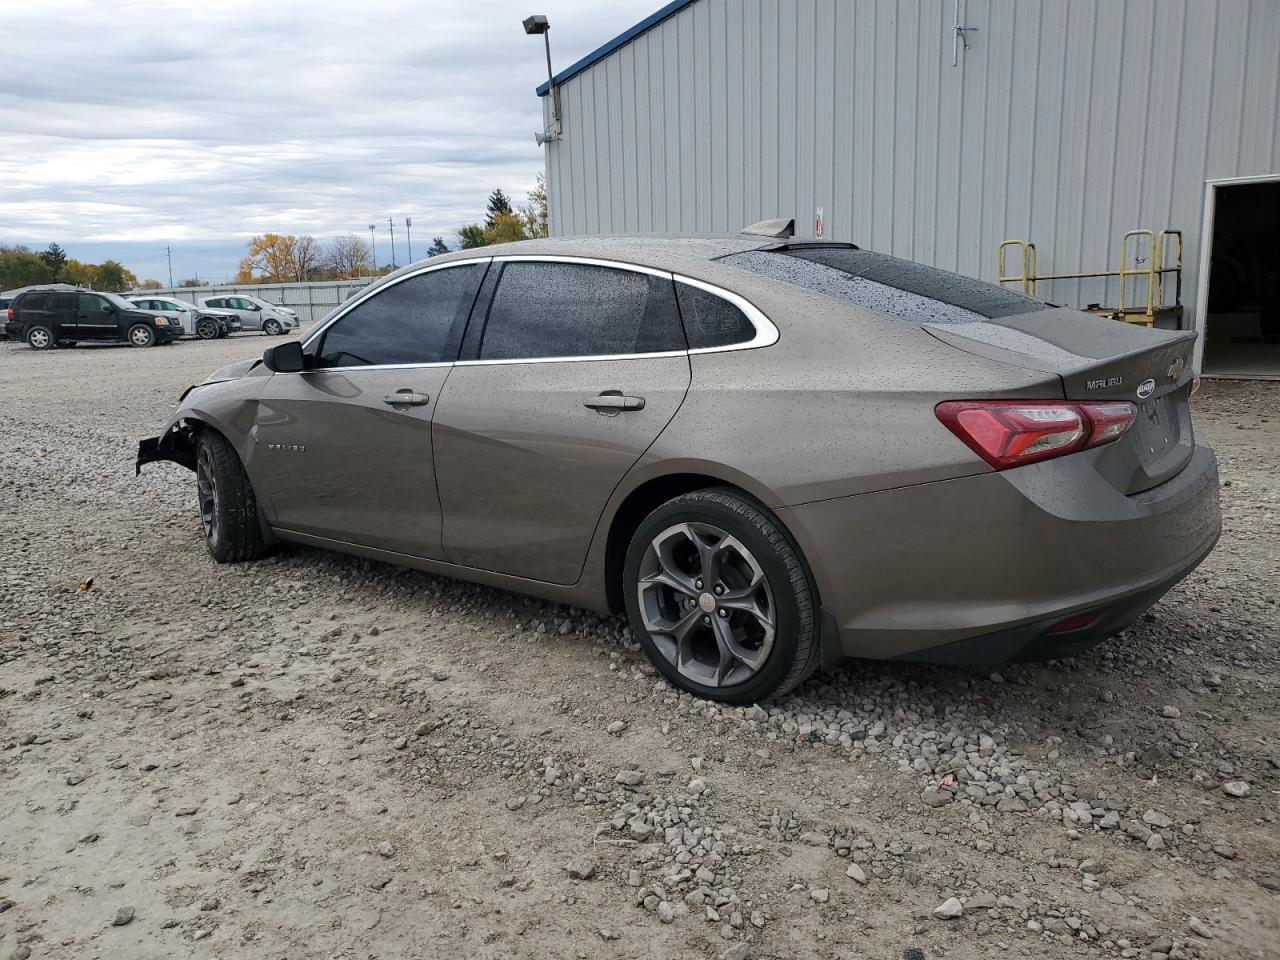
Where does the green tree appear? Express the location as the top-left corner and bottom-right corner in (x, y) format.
(427, 237), (449, 257)
(40, 242), (69, 278)
(458, 224), (489, 249)
(92, 260), (138, 292)
(60, 259), (96, 287)
(0, 246), (56, 290)
(485, 189), (513, 230)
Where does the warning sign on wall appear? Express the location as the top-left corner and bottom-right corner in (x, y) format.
(815, 207), (824, 239)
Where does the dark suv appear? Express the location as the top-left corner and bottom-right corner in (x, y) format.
(6, 288), (179, 349)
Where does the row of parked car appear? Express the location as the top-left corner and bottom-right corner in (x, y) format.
(2, 286), (300, 349)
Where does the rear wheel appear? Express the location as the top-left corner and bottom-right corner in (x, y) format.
(196, 431), (268, 563)
(128, 323), (155, 348)
(196, 318), (219, 340)
(263, 318), (283, 335)
(26, 325), (54, 350)
(623, 488), (820, 704)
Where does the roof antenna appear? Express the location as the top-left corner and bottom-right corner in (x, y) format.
(741, 218), (794, 239)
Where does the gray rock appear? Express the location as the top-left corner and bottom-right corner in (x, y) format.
(688, 777), (707, 795)
(1258, 876), (1280, 893)
(112, 906), (135, 926)
(657, 900), (674, 923)
(615, 769), (645, 786)
(1189, 917), (1214, 939)
(934, 897), (963, 919)
(606, 720), (626, 734)
(565, 857), (595, 880)
(376, 841), (395, 858)
(1222, 780), (1250, 798)
(721, 944), (750, 960)
(845, 863), (868, 884)
(1160, 705), (1181, 719)
(922, 788), (952, 808)
(966, 892), (996, 910)
(1142, 809), (1173, 829)
(810, 888), (829, 903)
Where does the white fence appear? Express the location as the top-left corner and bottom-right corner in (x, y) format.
(137, 278), (377, 324)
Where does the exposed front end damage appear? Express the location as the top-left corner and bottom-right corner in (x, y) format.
(136, 417), (199, 475)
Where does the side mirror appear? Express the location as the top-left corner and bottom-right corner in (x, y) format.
(102, 303), (113, 313)
(262, 340), (307, 373)
(250, 304), (262, 311)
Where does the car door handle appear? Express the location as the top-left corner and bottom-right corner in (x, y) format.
(382, 392), (430, 406)
(584, 392), (645, 413)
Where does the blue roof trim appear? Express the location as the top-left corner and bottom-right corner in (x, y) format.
(535, 0), (699, 96)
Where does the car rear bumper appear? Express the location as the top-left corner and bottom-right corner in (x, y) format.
(779, 442), (1221, 663)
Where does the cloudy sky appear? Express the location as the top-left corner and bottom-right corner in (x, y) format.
(0, 0), (658, 283)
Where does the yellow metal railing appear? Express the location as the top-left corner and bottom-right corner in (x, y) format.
(996, 228), (1183, 326)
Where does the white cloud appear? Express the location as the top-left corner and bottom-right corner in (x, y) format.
(0, 0), (658, 281)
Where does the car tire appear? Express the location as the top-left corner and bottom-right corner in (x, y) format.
(623, 487), (820, 705)
(263, 319), (283, 336)
(128, 323), (156, 348)
(196, 431), (268, 563)
(196, 319), (220, 340)
(26, 325), (55, 350)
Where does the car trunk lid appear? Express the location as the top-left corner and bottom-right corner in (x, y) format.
(923, 308), (1197, 493)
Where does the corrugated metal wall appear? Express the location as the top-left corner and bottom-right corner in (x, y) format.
(543, 0), (1280, 328)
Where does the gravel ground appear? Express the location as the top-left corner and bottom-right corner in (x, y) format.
(1, 334), (1277, 960)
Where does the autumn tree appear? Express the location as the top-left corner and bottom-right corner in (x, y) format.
(324, 234), (373, 278)
(427, 237), (449, 257)
(521, 173), (549, 238)
(140, 278), (164, 290)
(236, 234), (323, 282)
(59, 258), (96, 287)
(484, 211), (530, 245)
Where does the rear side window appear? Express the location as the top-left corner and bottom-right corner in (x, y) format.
(19, 293), (49, 310)
(677, 283), (757, 349)
(721, 247), (1044, 323)
(316, 263), (486, 369)
(52, 293), (76, 310)
(479, 262), (684, 360)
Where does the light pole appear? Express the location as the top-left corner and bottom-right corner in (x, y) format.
(524, 14), (560, 144)
(368, 224), (377, 274)
(405, 217), (413, 262)
(388, 216), (397, 269)
(166, 245), (174, 288)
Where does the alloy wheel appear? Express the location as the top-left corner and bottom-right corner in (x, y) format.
(130, 325), (153, 347)
(196, 444), (221, 546)
(28, 328), (51, 349)
(636, 522), (776, 688)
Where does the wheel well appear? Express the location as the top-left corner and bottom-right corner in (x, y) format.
(603, 473), (741, 614)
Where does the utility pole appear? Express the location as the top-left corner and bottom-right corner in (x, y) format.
(368, 224), (377, 274)
(405, 217), (413, 262)
(166, 245), (174, 288)
(388, 216), (397, 269)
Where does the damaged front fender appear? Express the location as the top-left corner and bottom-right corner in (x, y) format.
(136, 418), (198, 475)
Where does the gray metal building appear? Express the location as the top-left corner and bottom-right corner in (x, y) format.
(537, 0), (1280, 377)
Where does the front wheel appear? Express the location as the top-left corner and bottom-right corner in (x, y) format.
(128, 323), (156, 348)
(196, 431), (268, 563)
(196, 318), (220, 340)
(263, 319), (283, 336)
(623, 488), (821, 704)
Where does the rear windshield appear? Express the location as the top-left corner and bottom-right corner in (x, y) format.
(720, 247), (1044, 323)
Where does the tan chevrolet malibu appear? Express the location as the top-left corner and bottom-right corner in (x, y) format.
(138, 227), (1220, 704)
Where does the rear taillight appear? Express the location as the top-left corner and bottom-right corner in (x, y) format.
(5, 307), (12, 322)
(935, 399), (1137, 470)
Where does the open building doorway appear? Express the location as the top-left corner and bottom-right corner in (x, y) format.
(1199, 177), (1280, 378)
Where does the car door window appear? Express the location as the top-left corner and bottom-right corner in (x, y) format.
(78, 293), (109, 314)
(478, 261), (684, 360)
(676, 283), (757, 349)
(316, 263), (486, 369)
(51, 292), (76, 312)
